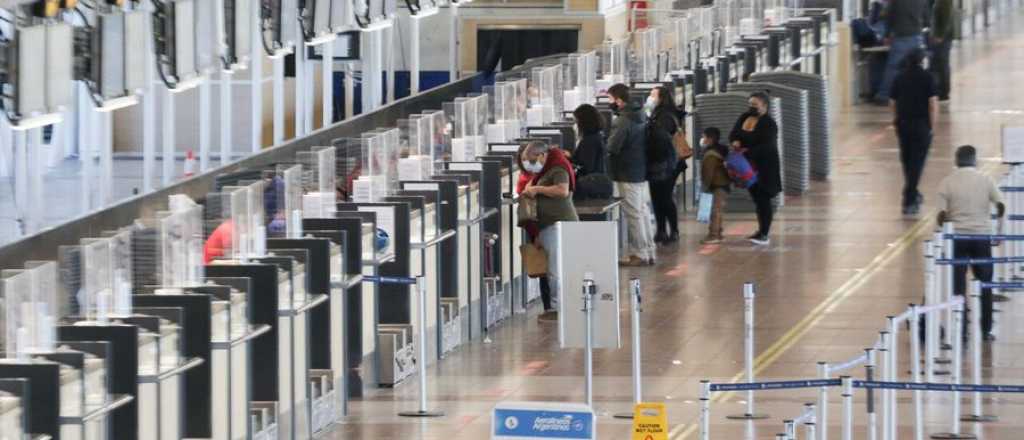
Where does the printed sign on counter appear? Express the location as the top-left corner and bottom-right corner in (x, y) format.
(492, 402), (595, 439)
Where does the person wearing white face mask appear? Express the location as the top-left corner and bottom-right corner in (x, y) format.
(646, 86), (683, 244)
(517, 141), (578, 321)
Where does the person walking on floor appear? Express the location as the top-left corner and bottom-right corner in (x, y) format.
(519, 141), (579, 322)
(645, 86), (682, 244)
(729, 92), (782, 246)
(700, 127), (731, 244)
(937, 145), (1004, 341)
(875, 0), (929, 104)
(931, 0), (954, 101)
(606, 83), (657, 266)
(890, 48), (939, 215)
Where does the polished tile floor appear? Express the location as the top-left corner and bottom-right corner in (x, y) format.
(328, 9), (1024, 440)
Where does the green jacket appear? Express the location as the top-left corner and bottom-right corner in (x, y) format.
(933, 0), (954, 39)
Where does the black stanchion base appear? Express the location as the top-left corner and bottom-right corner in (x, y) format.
(993, 293), (1011, 302)
(933, 369), (952, 376)
(935, 358), (953, 365)
(960, 414), (999, 423)
(398, 410), (446, 418)
(941, 343), (954, 350)
(613, 412), (635, 419)
(931, 433), (978, 439)
(726, 413), (770, 420)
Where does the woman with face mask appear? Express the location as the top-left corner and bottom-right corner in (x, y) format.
(646, 86), (683, 244)
(517, 141), (578, 321)
(729, 92), (782, 245)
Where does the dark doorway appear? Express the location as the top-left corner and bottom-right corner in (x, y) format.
(476, 28), (580, 73)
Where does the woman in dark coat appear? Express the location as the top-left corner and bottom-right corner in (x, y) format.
(645, 86), (683, 243)
(571, 103), (607, 177)
(729, 92), (782, 245)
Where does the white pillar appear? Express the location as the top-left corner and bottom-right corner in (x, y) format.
(99, 112), (113, 205)
(78, 84), (94, 212)
(13, 129), (28, 233)
(295, 26), (306, 137)
(449, 3), (459, 82)
(303, 41), (314, 134)
(323, 39), (334, 127)
(410, 15), (421, 94)
(142, 0), (156, 192)
(344, 63), (355, 119)
(199, 80), (211, 171)
(220, 69), (233, 167)
(386, 24), (395, 103)
(27, 127), (45, 234)
(251, 0), (263, 154)
(273, 56), (285, 144)
(162, 87), (176, 186)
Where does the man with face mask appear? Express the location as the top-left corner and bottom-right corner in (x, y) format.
(606, 83), (657, 266)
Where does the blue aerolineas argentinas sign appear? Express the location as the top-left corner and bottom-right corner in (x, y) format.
(492, 407), (595, 439)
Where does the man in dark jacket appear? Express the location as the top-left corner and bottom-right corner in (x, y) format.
(891, 49), (939, 215)
(931, 0), (954, 100)
(875, 0), (929, 104)
(606, 83), (656, 266)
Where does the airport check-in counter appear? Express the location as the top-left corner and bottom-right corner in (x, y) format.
(302, 218), (370, 397)
(266, 238), (343, 433)
(336, 202), (417, 387)
(484, 144), (529, 313)
(202, 257), (311, 440)
(445, 159), (507, 333)
(432, 171), (485, 342)
(399, 180), (461, 357)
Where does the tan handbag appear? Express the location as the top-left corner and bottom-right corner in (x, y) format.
(519, 242), (549, 278)
(673, 130), (693, 159)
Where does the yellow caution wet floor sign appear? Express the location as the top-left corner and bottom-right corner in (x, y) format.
(631, 403), (668, 440)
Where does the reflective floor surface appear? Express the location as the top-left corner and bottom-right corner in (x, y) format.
(328, 9), (1024, 439)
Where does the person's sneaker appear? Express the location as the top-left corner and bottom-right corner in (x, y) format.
(537, 311), (559, 322)
(983, 333), (997, 342)
(749, 234), (770, 245)
(903, 204), (921, 215)
(701, 236), (723, 245)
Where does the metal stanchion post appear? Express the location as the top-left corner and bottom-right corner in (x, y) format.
(931, 299), (976, 439)
(879, 331), (891, 440)
(992, 216), (1011, 302)
(728, 282), (769, 420)
(942, 223), (955, 351)
(399, 277), (445, 418)
(818, 362), (829, 440)
(699, 380), (711, 440)
(841, 376), (853, 440)
(910, 305), (924, 440)
(865, 348), (878, 440)
(784, 420), (796, 440)
(615, 278), (643, 419)
(961, 282), (998, 423)
(886, 316), (898, 440)
(583, 276), (596, 409)
(805, 403), (817, 440)
(933, 234), (953, 369)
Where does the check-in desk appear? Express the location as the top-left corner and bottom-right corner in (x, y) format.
(336, 202), (416, 388)
(484, 145), (528, 313)
(575, 198), (624, 258)
(399, 180), (460, 358)
(0, 351), (130, 440)
(432, 171), (484, 343)
(446, 160), (507, 333)
(205, 260), (304, 440)
(301, 218), (370, 397)
(267, 238), (343, 432)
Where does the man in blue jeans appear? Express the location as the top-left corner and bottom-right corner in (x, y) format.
(874, 0), (930, 104)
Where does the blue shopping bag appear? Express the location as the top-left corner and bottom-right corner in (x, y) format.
(696, 192), (713, 224)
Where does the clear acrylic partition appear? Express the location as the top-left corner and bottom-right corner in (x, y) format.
(79, 238), (114, 323)
(244, 180), (267, 256)
(482, 86), (498, 124)
(278, 164), (304, 238)
(298, 146), (337, 218)
(674, 15), (693, 70)
(156, 210), (187, 287)
(699, 6), (718, 56)
(551, 64), (565, 121)
(354, 131), (388, 201)
(1, 269), (32, 358)
(23, 261), (58, 354)
(398, 117), (433, 181)
(168, 195), (205, 286)
(599, 39), (628, 84)
(423, 110), (450, 171)
(471, 94), (489, 155)
(108, 229), (133, 316)
(738, 0), (763, 36)
(334, 138), (362, 202)
(380, 128), (401, 195)
(637, 27), (660, 81)
(205, 187), (251, 261)
(447, 99), (476, 162)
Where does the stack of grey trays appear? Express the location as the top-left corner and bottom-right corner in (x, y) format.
(729, 82), (810, 196)
(751, 71), (832, 180)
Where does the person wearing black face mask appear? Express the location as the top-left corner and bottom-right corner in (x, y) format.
(729, 92), (782, 245)
(606, 83), (657, 265)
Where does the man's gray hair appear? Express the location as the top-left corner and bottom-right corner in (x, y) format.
(525, 141), (550, 156)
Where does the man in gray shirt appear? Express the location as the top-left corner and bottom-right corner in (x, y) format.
(874, 0), (930, 104)
(937, 145), (1004, 341)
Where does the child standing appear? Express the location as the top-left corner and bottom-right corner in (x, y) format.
(700, 127), (732, 244)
